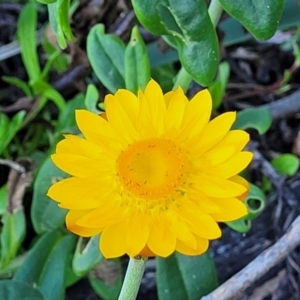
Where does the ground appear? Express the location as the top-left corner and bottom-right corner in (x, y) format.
(1, 1), (300, 299)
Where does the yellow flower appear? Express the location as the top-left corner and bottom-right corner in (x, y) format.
(47, 79), (253, 259)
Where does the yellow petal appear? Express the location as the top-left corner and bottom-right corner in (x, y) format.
(147, 216), (176, 257)
(165, 211), (197, 249)
(75, 110), (120, 149)
(56, 135), (104, 159)
(213, 151), (253, 178)
(110, 89), (139, 121)
(66, 210), (101, 237)
(138, 79), (166, 135)
(210, 197), (248, 221)
(105, 94), (139, 144)
(192, 173), (247, 198)
(229, 175), (250, 201)
(192, 112), (236, 156)
(77, 201), (127, 228)
(126, 214), (150, 257)
(164, 87), (188, 133)
(213, 130), (250, 151)
(100, 221), (127, 258)
(51, 154), (114, 178)
(176, 235), (209, 256)
(178, 205), (221, 239)
(178, 89), (212, 142)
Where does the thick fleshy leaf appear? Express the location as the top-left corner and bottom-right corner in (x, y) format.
(232, 107), (272, 134)
(132, 0), (219, 86)
(31, 156), (67, 234)
(0, 209), (26, 268)
(125, 26), (151, 94)
(160, 0), (219, 86)
(87, 24), (125, 93)
(219, 0), (284, 40)
(72, 235), (103, 276)
(0, 280), (44, 300)
(14, 231), (76, 300)
(156, 252), (218, 300)
(131, 0), (169, 34)
(272, 154), (300, 176)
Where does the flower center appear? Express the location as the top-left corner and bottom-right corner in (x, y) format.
(117, 138), (186, 200)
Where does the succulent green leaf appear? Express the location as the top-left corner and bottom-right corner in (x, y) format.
(73, 236), (103, 276)
(156, 252), (218, 300)
(31, 156), (67, 234)
(0, 280), (44, 300)
(14, 231), (76, 300)
(0, 111), (26, 156)
(271, 154), (300, 176)
(84, 84), (101, 113)
(160, 0), (219, 86)
(219, 0), (285, 40)
(125, 26), (151, 93)
(87, 25), (126, 93)
(227, 184), (266, 232)
(131, 0), (169, 34)
(232, 107), (272, 134)
(0, 209), (26, 268)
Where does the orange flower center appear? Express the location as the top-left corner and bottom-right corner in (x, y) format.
(117, 138), (186, 200)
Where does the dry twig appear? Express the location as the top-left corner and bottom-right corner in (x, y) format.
(201, 215), (300, 300)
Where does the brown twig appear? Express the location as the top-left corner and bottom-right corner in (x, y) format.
(201, 214), (300, 300)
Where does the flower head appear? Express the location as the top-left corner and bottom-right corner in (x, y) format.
(48, 79), (253, 258)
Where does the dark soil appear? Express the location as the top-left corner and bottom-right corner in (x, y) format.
(1, 1), (300, 300)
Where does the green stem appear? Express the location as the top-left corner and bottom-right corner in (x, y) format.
(118, 256), (148, 300)
(173, 0), (223, 91)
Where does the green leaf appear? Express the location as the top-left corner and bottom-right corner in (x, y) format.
(42, 88), (66, 112)
(38, 0), (57, 3)
(152, 64), (177, 93)
(48, 0), (76, 49)
(56, 93), (86, 135)
(125, 26), (151, 93)
(0, 185), (7, 216)
(227, 184), (266, 232)
(31, 156), (67, 234)
(0, 111), (26, 156)
(42, 27), (68, 73)
(17, 1), (41, 81)
(271, 154), (300, 176)
(57, 0), (76, 41)
(156, 252), (218, 300)
(160, 0), (219, 86)
(208, 61), (230, 109)
(73, 236), (103, 276)
(14, 231), (76, 300)
(88, 259), (123, 300)
(48, 2), (66, 49)
(132, 0), (169, 35)
(84, 84), (101, 113)
(232, 107), (272, 134)
(0, 209), (26, 268)
(219, 0), (285, 40)
(2, 76), (32, 97)
(0, 280), (44, 300)
(87, 24), (126, 93)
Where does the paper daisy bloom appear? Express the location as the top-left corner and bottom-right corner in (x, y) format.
(48, 79), (253, 259)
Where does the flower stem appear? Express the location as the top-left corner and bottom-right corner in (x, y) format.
(173, 0), (223, 91)
(118, 256), (148, 300)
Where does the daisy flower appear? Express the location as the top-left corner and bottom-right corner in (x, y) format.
(47, 79), (252, 258)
